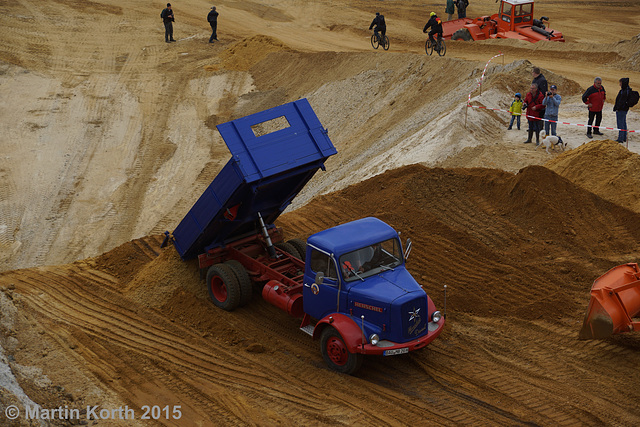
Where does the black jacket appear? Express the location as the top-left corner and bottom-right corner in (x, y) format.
(161, 8), (174, 23)
(532, 74), (548, 94)
(614, 78), (631, 112)
(423, 16), (443, 33)
(369, 14), (386, 30)
(208, 10), (219, 24)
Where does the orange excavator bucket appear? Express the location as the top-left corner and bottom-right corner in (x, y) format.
(579, 263), (640, 339)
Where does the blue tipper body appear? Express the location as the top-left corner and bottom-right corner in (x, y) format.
(171, 99), (337, 260)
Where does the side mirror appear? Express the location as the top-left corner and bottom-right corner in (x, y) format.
(404, 238), (412, 261)
(315, 271), (325, 285)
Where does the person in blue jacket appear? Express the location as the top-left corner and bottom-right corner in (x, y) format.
(542, 85), (561, 136)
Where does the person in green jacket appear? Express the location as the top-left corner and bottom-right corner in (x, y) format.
(445, 0), (455, 21)
(508, 92), (523, 130)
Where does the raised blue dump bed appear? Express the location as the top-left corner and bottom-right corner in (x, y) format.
(171, 99), (337, 260)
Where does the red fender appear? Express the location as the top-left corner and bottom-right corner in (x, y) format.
(312, 313), (364, 353)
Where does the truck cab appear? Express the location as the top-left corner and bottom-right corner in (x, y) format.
(302, 217), (444, 373)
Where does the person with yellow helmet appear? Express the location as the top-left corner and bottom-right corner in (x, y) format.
(423, 12), (443, 51)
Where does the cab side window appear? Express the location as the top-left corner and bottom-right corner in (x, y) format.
(310, 249), (337, 280)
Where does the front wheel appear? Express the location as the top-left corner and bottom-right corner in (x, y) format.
(438, 39), (446, 56)
(382, 35), (390, 50)
(425, 39), (433, 56)
(320, 326), (363, 375)
(371, 34), (379, 49)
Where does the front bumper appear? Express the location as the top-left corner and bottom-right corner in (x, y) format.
(356, 317), (445, 355)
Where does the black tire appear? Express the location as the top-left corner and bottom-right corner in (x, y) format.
(275, 242), (298, 258)
(370, 34), (379, 49)
(320, 326), (363, 375)
(206, 263), (241, 311)
(452, 28), (472, 41)
(438, 39), (447, 56)
(224, 260), (252, 307)
(382, 35), (390, 51)
(425, 39), (433, 56)
(287, 238), (307, 261)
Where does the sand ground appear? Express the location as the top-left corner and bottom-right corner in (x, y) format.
(1, 0), (640, 425)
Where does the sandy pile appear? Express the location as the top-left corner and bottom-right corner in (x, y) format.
(546, 140), (640, 214)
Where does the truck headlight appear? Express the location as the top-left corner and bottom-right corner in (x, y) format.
(369, 334), (380, 345)
(431, 311), (442, 323)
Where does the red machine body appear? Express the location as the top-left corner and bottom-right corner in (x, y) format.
(442, 0), (564, 43)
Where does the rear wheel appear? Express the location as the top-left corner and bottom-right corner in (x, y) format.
(382, 35), (390, 50)
(275, 242), (299, 258)
(438, 39), (447, 56)
(425, 39), (433, 56)
(287, 238), (307, 261)
(224, 260), (252, 307)
(452, 28), (472, 41)
(370, 34), (379, 49)
(320, 327), (363, 375)
(206, 264), (241, 311)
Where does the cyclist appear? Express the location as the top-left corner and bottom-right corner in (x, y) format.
(423, 12), (443, 51)
(369, 12), (386, 42)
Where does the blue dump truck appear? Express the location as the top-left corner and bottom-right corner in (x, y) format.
(166, 99), (444, 374)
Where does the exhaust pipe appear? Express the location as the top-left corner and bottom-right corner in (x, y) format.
(531, 25), (554, 39)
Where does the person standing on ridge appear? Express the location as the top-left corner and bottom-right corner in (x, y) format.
(542, 85), (561, 136)
(532, 67), (548, 94)
(369, 12), (386, 42)
(445, 0), (455, 21)
(508, 92), (523, 130)
(523, 83), (545, 145)
(456, 0), (469, 19)
(613, 78), (633, 143)
(582, 77), (606, 138)
(161, 3), (175, 43)
(208, 6), (219, 43)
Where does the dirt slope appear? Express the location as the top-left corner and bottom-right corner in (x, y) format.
(1, 0), (640, 271)
(3, 143), (640, 425)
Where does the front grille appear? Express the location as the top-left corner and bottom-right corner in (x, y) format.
(401, 297), (428, 340)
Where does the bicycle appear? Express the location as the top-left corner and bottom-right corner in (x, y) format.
(371, 32), (390, 51)
(425, 35), (446, 56)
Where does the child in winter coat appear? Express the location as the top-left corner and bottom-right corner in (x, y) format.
(508, 93), (523, 130)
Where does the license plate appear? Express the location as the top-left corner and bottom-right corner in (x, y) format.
(383, 347), (408, 356)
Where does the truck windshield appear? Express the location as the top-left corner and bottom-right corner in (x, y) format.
(339, 238), (402, 282)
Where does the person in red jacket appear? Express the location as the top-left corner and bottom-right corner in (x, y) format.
(582, 77), (606, 138)
(522, 83), (546, 145)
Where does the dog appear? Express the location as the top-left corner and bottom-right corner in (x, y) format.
(537, 131), (566, 154)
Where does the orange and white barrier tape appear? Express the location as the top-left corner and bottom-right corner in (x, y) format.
(468, 52), (503, 106)
(468, 104), (637, 134)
